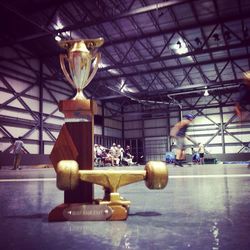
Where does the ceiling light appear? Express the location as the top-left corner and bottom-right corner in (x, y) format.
(120, 78), (126, 92)
(173, 39), (189, 55)
(98, 62), (108, 68)
(108, 69), (120, 75)
(204, 89), (209, 96)
(99, 62), (120, 75)
(55, 35), (61, 41)
(53, 18), (70, 38)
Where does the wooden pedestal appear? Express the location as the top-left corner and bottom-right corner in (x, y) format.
(49, 98), (97, 221)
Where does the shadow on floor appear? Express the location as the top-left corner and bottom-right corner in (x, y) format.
(129, 211), (162, 217)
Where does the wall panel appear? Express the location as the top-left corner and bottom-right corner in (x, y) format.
(124, 130), (142, 138)
(104, 127), (122, 138)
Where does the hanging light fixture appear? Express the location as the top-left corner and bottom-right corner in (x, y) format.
(176, 40), (182, 48)
(54, 35), (62, 41)
(174, 39), (189, 55)
(204, 87), (209, 96)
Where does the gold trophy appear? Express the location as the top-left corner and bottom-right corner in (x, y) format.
(49, 38), (169, 222)
(59, 38), (104, 100)
(49, 38), (104, 221)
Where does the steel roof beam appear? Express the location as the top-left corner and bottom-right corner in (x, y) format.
(2, 3), (249, 47)
(96, 80), (239, 101)
(0, 115), (61, 130)
(99, 41), (250, 72)
(95, 53), (250, 81)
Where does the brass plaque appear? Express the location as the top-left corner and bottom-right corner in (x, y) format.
(63, 204), (112, 221)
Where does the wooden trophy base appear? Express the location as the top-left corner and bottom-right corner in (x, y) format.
(49, 98), (129, 221)
(49, 98), (96, 212)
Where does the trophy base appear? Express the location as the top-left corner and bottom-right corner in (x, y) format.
(59, 99), (97, 120)
(48, 203), (128, 221)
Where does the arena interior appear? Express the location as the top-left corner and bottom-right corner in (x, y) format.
(0, 0), (250, 249)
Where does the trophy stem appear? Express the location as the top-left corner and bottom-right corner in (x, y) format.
(73, 89), (86, 100)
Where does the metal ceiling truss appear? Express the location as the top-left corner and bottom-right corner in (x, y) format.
(99, 40), (250, 74)
(96, 51), (248, 82)
(0, 61), (72, 97)
(1, 1), (249, 100)
(0, 63), (64, 152)
(6, 0), (245, 47)
(79, 1), (144, 93)
(0, 0), (250, 157)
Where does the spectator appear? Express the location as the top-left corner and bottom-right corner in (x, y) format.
(110, 143), (119, 166)
(117, 145), (124, 166)
(123, 145), (134, 166)
(198, 143), (205, 165)
(94, 144), (103, 167)
(12, 138), (25, 170)
(192, 147), (200, 164)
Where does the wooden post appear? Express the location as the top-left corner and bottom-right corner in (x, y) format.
(49, 98), (97, 221)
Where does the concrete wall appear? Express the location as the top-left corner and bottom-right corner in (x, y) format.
(185, 153), (250, 162)
(0, 152), (51, 167)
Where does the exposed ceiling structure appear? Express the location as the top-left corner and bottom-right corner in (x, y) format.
(1, 0), (250, 105)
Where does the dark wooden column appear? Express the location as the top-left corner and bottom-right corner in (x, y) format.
(50, 98), (96, 203)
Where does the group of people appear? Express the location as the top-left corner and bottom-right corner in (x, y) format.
(94, 143), (135, 167)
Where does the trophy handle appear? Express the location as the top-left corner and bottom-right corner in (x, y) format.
(84, 52), (101, 88)
(60, 54), (75, 87)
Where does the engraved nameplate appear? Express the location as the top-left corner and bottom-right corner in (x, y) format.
(63, 204), (113, 221)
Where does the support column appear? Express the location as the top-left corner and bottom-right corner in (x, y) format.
(39, 60), (44, 154)
(141, 104), (146, 162)
(219, 105), (225, 154)
(101, 102), (105, 145)
(167, 105), (171, 152)
(121, 106), (124, 146)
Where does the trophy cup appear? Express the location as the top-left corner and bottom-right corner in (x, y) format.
(59, 38), (104, 100)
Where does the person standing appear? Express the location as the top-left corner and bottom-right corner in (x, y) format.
(110, 143), (119, 166)
(12, 138), (25, 170)
(117, 145), (124, 166)
(170, 114), (195, 167)
(198, 143), (205, 165)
